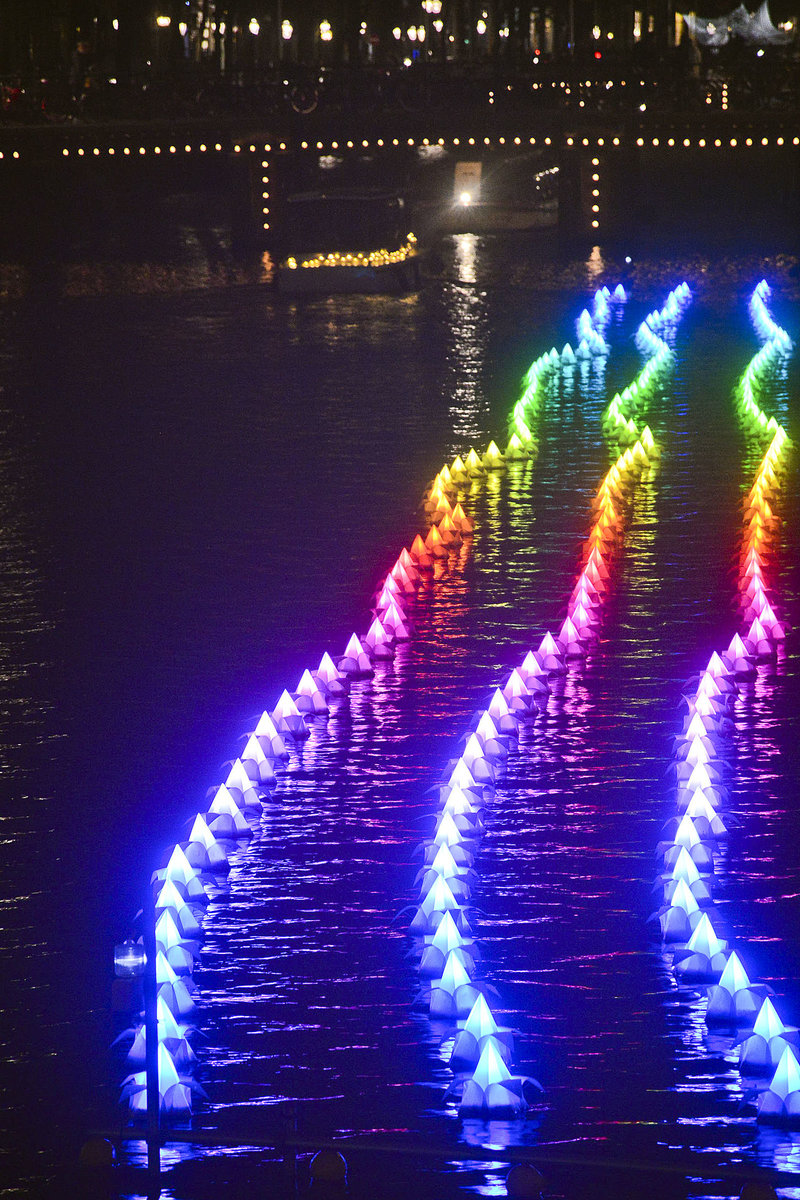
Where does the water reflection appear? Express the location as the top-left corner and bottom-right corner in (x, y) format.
(3, 225), (800, 1195)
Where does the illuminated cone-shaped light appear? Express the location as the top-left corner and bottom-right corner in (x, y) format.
(159, 845), (207, 903)
(502, 668), (536, 715)
(756, 600), (785, 641)
(381, 598), (411, 640)
(253, 711), (289, 759)
(707, 950), (769, 1025)
(157, 957), (197, 1018)
(474, 711), (509, 759)
(452, 993), (516, 1066)
(658, 877), (701, 942)
(462, 733), (496, 784)
(488, 688), (519, 736)
(409, 874), (462, 934)
(240, 734), (277, 786)
(724, 632), (756, 675)
(420, 841), (474, 885)
(441, 784), (482, 819)
(338, 633), (374, 678)
(450, 454), (468, 479)
(558, 615), (586, 657)
(391, 558), (418, 592)
(314, 651), (349, 698)
(660, 846), (712, 905)
(430, 949), (478, 1018)
(419, 910), (476, 978)
(363, 616), (395, 660)
(683, 791), (727, 839)
(294, 668), (329, 713)
(758, 1046), (800, 1121)
(673, 913), (728, 982)
(409, 533), (434, 567)
(272, 689), (310, 739)
(155, 876), (194, 915)
(155, 909), (188, 955)
(447, 758), (482, 798)
(224, 760), (263, 808)
(460, 1040), (526, 1115)
(451, 502), (474, 534)
(482, 440), (505, 471)
(433, 810), (473, 851)
(207, 788), (252, 839)
(740, 998), (800, 1075)
(746, 616), (775, 659)
(425, 523), (450, 557)
(185, 814), (229, 871)
(538, 630), (566, 673)
(505, 431), (530, 460)
(464, 447), (485, 476)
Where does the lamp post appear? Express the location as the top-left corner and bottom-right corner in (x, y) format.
(141, 883), (160, 1179)
(115, 893), (159, 1179)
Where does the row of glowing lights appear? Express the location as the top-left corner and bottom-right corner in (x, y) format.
(405, 285), (641, 1116)
(38, 130), (799, 166)
(112, 282), (619, 1117)
(112, 280), (553, 1116)
(285, 235), (417, 271)
(654, 284), (800, 1122)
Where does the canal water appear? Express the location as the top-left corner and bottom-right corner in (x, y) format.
(1, 200), (800, 1200)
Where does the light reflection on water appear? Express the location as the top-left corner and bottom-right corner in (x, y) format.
(0, 225), (799, 1197)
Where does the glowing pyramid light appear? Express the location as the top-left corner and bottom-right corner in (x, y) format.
(419, 910), (476, 978)
(252, 711), (288, 758)
(459, 1039), (538, 1116)
(206, 788), (252, 839)
(240, 733), (277, 786)
(740, 998), (800, 1074)
(673, 912), (728, 982)
(121, 1041), (207, 1114)
(429, 948), (482, 1018)
(758, 1046), (800, 1123)
(706, 949), (771, 1025)
(338, 633), (374, 678)
(294, 668), (330, 713)
(224, 759), (263, 808)
(363, 616), (395, 660)
(271, 689), (310, 739)
(184, 814), (229, 872)
(451, 994), (514, 1067)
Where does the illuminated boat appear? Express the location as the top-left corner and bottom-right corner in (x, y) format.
(277, 191), (421, 294)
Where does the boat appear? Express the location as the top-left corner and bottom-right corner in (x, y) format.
(276, 190), (421, 295)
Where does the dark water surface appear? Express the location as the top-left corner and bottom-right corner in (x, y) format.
(2, 219), (800, 1200)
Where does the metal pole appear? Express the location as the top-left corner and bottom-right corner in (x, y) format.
(141, 883), (161, 1182)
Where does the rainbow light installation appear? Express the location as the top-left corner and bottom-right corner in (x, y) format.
(652, 280), (796, 1124)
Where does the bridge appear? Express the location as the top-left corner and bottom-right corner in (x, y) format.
(2, 77), (799, 251)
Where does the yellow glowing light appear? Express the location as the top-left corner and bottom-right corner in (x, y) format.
(285, 235), (418, 272)
(156, 15), (171, 28)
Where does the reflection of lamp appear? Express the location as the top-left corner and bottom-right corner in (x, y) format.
(115, 939), (146, 977)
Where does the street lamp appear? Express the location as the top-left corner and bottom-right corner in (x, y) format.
(114, 939), (146, 977)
